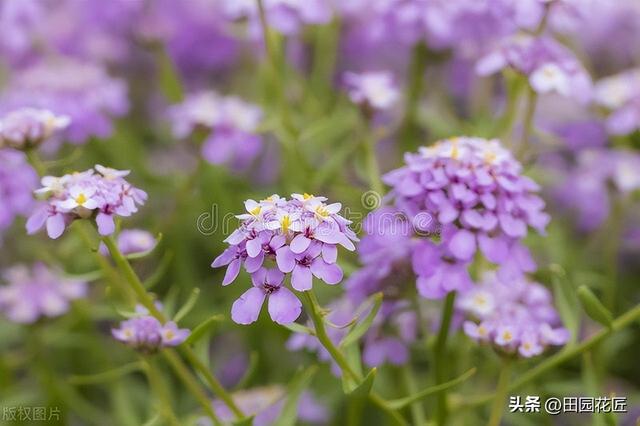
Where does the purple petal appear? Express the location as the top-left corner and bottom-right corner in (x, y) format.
(211, 247), (236, 268)
(310, 259), (343, 285)
(244, 251), (265, 273)
(231, 287), (266, 325)
(96, 212), (116, 236)
(267, 287), (302, 324)
(270, 234), (286, 250)
(222, 259), (242, 286)
(275, 247), (296, 273)
(448, 229), (477, 261)
(291, 265), (312, 291)
(290, 234), (311, 254)
(478, 233), (509, 264)
(321, 244), (337, 264)
(26, 207), (47, 234)
(246, 237), (263, 258)
(46, 214), (66, 239)
(498, 213), (527, 238)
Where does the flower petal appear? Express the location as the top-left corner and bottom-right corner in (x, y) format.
(291, 265), (312, 291)
(231, 287), (266, 325)
(275, 247), (296, 273)
(267, 287), (302, 324)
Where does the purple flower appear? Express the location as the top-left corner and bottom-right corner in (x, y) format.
(476, 35), (592, 103)
(593, 68), (640, 135)
(0, 108), (70, 150)
(384, 137), (549, 296)
(99, 229), (158, 256)
(457, 272), (569, 358)
(112, 312), (190, 353)
(213, 193), (357, 325)
(0, 58), (128, 145)
(26, 165), (147, 239)
(169, 91), (263, 171)
(231, 268), (301, 325)
(343, 71), (400, 111)
(0, 263), (87, 324)
(0, 149), (37, 236)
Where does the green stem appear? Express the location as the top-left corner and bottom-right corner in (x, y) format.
(434, 291), (456, 426)
(25, 147), (47, 176)
(603, 196), (623, 311)
(487, 359), (512, 426)
(302, 290), (408, 425)
(401, 365), (427, 426)
(362, 118), (384, 196)
(142, 358), (181, 426)
(101, 235), (244, 419)
(399, 42), (429, 151)
(163, 350), (222, 426)
(460, 301), (640, 408)
(518, 87), (538, 160)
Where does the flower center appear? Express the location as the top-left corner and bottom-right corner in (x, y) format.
(75, 193), (87, 204)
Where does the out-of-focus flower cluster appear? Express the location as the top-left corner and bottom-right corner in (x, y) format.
(27, 165), (147, 239)
(0, 263), (87, 324)
(0, 107), (70, 150)
(213, 193), (358, 325)
(458, 272), (570, 358)
(169, 91), (263, 171)
(112, 306), (190, 354)
(0, 150), (37, 237)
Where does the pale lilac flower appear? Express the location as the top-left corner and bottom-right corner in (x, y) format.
(0, 58), (128, 145)
(476, 35), (592, 103)
(458, 272), (569, 358)
(169, 91), (263, 171)
(205, 386), (328, 426)
(594, 69), (640, 135)
(99, 229), (158, 256)
(343, 71), (400, 111)
(0, 108), (70, 150)
(26, 165), (147, 239)
(384, 137), (548, 296)
(0, 149), (37, 236)
(0, 263), (87, 324)
(112, 313), (189, 353)
(213, 194), (357, 325)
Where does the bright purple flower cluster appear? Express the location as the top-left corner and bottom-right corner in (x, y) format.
(0, 58), (128, 145)
(169, 91), (263, 170)
(477, 35), (592, 103)
(343, 71), (400, 111)
(0, 150), (37, 236)
(458, 272), (569, 358)
(594, 68), (640, 135)
(0, 107), (70, 150)
(0, 263), (87, 324)
(112, 310), (190, 353)
(27, 165), (147, 239)
(212, 193), (358, 325)
(384, 137), (549, 298)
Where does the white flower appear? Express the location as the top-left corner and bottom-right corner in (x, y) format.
(58, 186), (99, 210)
(530, 63), (571, 96)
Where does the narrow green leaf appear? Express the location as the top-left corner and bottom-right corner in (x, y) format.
(68, 362), (145, 385)
(280, 322), (315, 336)
(184, 314), (224, 346)
(348, 368), (377, 399)
(233, 352), (260, 390)
(173, 288), (201, 322)
(340, 292), (383, 347)
(577, 286), (613, 328)
(232, 417), (255, 426)
(550, 264), (579, 344)
(274, 366), (319, 426)
(144, 251), (174, 289)
(387, 368), (477, 410)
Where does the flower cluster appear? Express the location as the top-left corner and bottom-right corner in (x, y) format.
(594, 68), (640, 135)
(0, 150), (37, 236)
(0, 107), (70, 150)
(0, 263), (87, 324)
(384, 137), (549, 298)
(0, 58), (128, 145)
(212, 194), (358, 325)
(99, 229), (157, 257)
(169, 91), (263, 170)
(458, 272), (569, 358)
(112, 309), (190, 353)
(26, 165), (147, 239)
(343, 71), (400, 111)
(477, 35), (592, 103)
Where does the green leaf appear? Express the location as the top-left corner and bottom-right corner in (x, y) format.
(577, 286), (613, 328)
(280, 322), (315, 336)
(173, 288), (201, 322)
(232, 417), (255, 426)
(550, 264), (579, 344)
(68, 362), (145, 385)
(348, 368), (377, 399)
(340, 292), (383, 348)
(184, 314), (224, 346)
(144, 251), (174, 289)
(387, 368), (477, 409)
(233, 352), (259, 390)
(274, 366), (318, 426)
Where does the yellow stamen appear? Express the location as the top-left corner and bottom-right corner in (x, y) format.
(280, 215), (291, 232)
(75, 193), (87, 205)
(315, 205), (330, 217)
(303, 193), (314, 200)
(250, 206), (261, 216)
(502, 331), (513, 341)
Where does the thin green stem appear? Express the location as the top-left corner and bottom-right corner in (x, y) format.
(434, 291), (456, 426)
(142, 358), (181, 426)
(460, 301), (640, 408)
(401, 365), (427, 426)
(518, 87), (538, 160)
(399, 42), (428, 150)
(163, 350), (222, 426)
(362, 118), (384, 196)
(101, 235), (244, 419)
(487, 359), (512, 426)
(25, 147), (47, 176)
(302, 290), (408, 425)
(603, 196), (623, 311)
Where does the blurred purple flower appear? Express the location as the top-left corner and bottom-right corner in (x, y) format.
(0, 107), (70, 150)
(0, 149), (37, 236)
(343, 71), (400, 111)
(26, 165), (147, 239)
(99, 229), (157, 256)
(458, 271), (569, 357)
(112, 313), (190, 353)
(0, 263), (87, 324)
